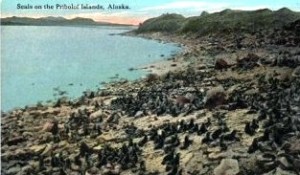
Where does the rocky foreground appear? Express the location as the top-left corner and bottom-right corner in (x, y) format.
(2, 18), (300, 175)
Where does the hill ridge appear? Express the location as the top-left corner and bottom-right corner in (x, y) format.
(136, 8), (300, 35)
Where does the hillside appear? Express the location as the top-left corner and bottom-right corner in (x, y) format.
(1, 16), (133, 26)
(136, 8), (300, 35)
(137, 13), (185, 33)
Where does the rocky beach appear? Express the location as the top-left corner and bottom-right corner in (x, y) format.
(2, 8), (300, 175)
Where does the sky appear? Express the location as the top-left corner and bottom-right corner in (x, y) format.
(1, 0), (300, 25)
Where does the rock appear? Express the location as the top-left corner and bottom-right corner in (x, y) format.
(278, 157), (293, 170)
(6, 136), (25, 146)
(106, 113), (120, 124)
(90, 110), (107, 120)
(87, 167), (101, 174)
(96, 134), (115, 143)
(41, 144), (52, 156)
(38, 132), (53, 143)
(28, 160), (39, 171)
(292, 66), (300, 78)
(22, 131), (34, 138)
(215, 58), (231, 70)
(19, 165), (33, 175)
(71, 163), (80, 171)
(274, 167), (295, 175)
(176, 96), (191, 105)
(226, 85), (239, 95)
(6, 165), (21, 174)
(237, 53), (260, 69)
(184, 152), (205, 174)
(288, 138), (300, 154)
(208, 152), (229, 160)
(134, 111), (144, 118)
(214, 159), (239, 175)
(197, 64), (207, 70)
(204, 86), (226, 108)
(8, 149), (28, 159)
(145, 73), (159, 83)
(42, 120), (55, 132)
(93, 145), (103, 151)
(29, 145), (46, 154)
(58, 140), (68, 147)
(207, 147), (221, 153)
(78, 128), (85, 135)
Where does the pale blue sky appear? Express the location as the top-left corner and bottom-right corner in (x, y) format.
(1, 0), (300, 24)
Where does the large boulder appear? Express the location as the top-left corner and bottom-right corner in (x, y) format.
(215, 58), (231, 70)
(237, 53), (260, 69)
(204, 86), (227, 108)
(214, 158), (240, 175)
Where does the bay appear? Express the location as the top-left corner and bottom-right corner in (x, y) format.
(1, 26), (181, 111)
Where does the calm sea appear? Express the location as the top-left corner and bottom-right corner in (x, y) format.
(1, 26), (181, 111)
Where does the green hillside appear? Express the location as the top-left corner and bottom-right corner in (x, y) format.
(137, 13), (186, 33)
(136, 8), (300, 35)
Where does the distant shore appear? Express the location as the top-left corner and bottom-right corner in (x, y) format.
(1, 16), (135, 27)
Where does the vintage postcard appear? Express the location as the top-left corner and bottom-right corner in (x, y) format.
(1, 0), (300, 174)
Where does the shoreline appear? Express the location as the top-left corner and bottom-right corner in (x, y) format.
(125, 31), (196, 76)
(2, 23), (300, 175)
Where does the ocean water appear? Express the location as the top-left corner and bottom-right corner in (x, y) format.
(1, 26), (181, 111)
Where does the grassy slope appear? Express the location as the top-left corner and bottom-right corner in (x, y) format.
(136, 13), (186, 33)
(137, 8), (300, 35)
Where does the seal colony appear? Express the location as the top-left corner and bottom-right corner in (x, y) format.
(1, 9), (300, 175)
